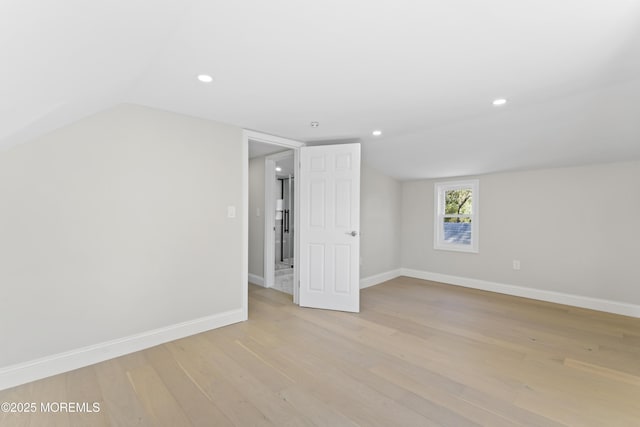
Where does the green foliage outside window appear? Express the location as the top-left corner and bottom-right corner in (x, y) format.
(444, 189), (472, 223)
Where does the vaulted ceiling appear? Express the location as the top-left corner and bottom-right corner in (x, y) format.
(3, 1), (640, 179)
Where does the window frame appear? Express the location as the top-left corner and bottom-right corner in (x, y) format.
(434, 179), (479, 253)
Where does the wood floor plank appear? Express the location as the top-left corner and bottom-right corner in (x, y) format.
(185, 334), (316, 427)
(94, 358), (155, 427)
(0, 387), (31, 427)
(563, 358), (640, 386)
(125, 364), (192, 427)
(143, 345), (234, 427)
(275, 386), (358, 427)
(165, 339), (275, 426)
(22, 374), (70, 427)
(65, 366), (110, 427)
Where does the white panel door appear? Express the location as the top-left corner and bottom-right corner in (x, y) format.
(299, 143), (360, 312)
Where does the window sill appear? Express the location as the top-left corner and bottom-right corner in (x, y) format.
(434, 244), (478, 253)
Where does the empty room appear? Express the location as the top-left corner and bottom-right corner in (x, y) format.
(1, 1), (639, 426)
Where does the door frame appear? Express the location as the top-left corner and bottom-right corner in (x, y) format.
(242, 130), (304, 319)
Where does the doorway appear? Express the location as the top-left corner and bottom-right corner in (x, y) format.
(263, 150), (296, 295)
(244, 131), (303, 313)
(242, 131), (362, 318)
(273, 153), (295, 294)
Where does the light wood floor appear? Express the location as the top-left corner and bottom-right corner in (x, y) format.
(2, 277), (639, 426)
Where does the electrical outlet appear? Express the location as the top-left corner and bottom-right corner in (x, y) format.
(513, 260), (521, 270)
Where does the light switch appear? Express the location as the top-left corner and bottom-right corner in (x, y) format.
(227, 206), (236, 218)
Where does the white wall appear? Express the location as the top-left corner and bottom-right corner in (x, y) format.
(360, 163), (402, 280)
(0, 104), (244, 370)
(248, 156), (265, 280)
(401, 161), (640, 306)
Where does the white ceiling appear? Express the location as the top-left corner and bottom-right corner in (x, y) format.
(3, 1), (640, 180)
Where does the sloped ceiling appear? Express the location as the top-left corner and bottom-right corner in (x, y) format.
(3, 0), (640, 179)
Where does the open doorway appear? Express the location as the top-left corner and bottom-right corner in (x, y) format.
(272, 152), (295, 294)
(262, 150), (296, 294)
(242, 131), (362, 318)
(244, 131), (303, 310)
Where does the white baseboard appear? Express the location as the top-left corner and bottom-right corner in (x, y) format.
(401, 268), (640, 318)
(248, 273), (265, 287)
(360, 269), (402, 289)
(0, 309), (244, 391)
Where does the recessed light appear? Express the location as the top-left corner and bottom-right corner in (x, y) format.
(310, 121), (319, 128)
(275, 167), (282, 172)
(372, 130), (382, 136)
(197, 74), (213, 83)
(492, 98), (507, 106)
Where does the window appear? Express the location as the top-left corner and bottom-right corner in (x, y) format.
(434, 179), (479, 252)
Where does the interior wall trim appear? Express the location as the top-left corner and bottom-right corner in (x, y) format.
(360, 269), (403, 289)
(0, 309), (244, 391)
(248, 273), (266, 287)
(401, 268), (640, 318)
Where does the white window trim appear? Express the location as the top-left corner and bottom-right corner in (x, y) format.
(434, 179), (479, 253)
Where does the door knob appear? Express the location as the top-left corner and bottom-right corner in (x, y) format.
(346, 231), (358, 237)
